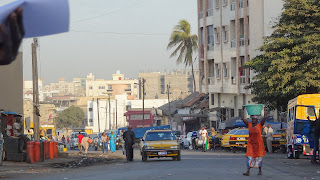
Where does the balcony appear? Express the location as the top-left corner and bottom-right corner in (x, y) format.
(231, 39), (236, 48)
(240, 76), (246, 84)
(207, 44), (214, 51)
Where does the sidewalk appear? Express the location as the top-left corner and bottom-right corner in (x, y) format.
(0, 150), (125, 179)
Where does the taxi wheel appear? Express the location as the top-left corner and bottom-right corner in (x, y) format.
(177, 153), (181, 161)
(142, 153), (147, 162)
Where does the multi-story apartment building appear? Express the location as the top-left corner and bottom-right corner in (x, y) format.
(86, 71), (139, 98)
(73, 78), (86, 97)
(197, 0), (283, 120)
(23, 79), (45, 102)
(139, 70), (200, 100)
(44, 78), (75, 96)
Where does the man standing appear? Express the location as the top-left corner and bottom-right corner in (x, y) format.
(120, 129), (126, 155)
(262, 125), (268, 152)
(123, 127), (136, 162)
(307, 116), (320, 164)
(77, 132), (83, 153)
(211, 128), (217, 151)
(191, 131), (197, 150)
(266, 124), (273, 153)
(199, 126), (208, 152)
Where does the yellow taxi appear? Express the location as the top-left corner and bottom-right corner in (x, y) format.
(140, 130), (180, 162)
(229, 129), (249, 150)
(221, 129), (239, 148)
(272, 129), (287, 153)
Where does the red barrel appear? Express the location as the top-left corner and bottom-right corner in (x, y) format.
(34, 141), (40, 162)
(27, 141), (34, 164)
(54, 142), (58, 158)
(44, 141), (49, 159)
(49, 141), (54, 159)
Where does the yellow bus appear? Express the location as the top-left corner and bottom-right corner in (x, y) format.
(287, 94), (320, 159)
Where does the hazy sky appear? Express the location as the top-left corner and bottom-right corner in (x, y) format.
(4, 0), (198, 83)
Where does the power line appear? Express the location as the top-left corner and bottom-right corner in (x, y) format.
(70, 30), (169, 36)
(71, 0), (146, 24)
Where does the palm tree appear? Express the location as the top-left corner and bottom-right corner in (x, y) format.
(167, 20), (198, 92)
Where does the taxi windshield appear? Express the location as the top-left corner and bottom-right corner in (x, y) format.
(227, 129), (238, 135)
(145, 132), (176, 141)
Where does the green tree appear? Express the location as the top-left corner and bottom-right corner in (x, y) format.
(56, 106), (84, 129)
(245, 0), (320, 111)
(167, 20), (198, 92)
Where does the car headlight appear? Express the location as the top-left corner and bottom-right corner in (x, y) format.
(171, 146), (178, 149)
(145, 146), (154, 149)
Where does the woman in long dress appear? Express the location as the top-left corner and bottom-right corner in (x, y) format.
(109, 131), (117, 153)
(241, 106), (266, 176)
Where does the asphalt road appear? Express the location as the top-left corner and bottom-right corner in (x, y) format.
(14, 149), (320, 180)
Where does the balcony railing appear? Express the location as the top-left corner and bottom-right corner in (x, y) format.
(240, 76), (246, 84)
(231, 39), (236, 48)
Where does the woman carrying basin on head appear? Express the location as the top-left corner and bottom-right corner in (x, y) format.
(241, 105), (267, 176)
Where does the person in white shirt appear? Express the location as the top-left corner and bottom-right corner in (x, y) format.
(266, 124), (273, 153)
(199, 126), (208, 152)
(13, 119), (22, 137)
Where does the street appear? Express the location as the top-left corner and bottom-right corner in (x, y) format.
(13, 149), (320, 180)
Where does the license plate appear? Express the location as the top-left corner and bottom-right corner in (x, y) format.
(238, 138), (245, 140)
(236, 142), (245, 145)
(158, 151), (167, 156)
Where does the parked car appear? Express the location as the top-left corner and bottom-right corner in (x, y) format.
(272, 129), (287, 153)
(229, 129), (249, 153)
(140, 130), (180, 162)
(221, 129), (239, 148)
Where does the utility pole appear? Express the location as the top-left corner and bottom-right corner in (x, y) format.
(142, 78), (146, 128)
(115, 99), (118, 129)
(105, 102), (108, 131)
(108, 94), (111, 130)
(32, 38), (40, 141)
(167, 83), (171, 129)
(97, 98), (100, 133)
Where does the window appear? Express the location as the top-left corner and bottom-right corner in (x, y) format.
(240, 56), (246, 84)
(223, 63), (228, 78)
(108, 85), (112, 90)
(231, 109), (235, 117)
(215, 28), (220, 44)
(307, 106), (316, 117)
(130, 114), (151, 120)
(99, 86), (105, 89)
(215, 64), (220, 79)
(230, 0), (235, 11)
(207, 0), (213, 16)
(215, 0), (219, 9)
(222, 26), (228, 42)
(89, 108), (93, 111)
(207, 25), (214, 50)
(238, 109), (242, 117)
(89, 86), (93, 90)
(240, 0), (244, 8)
(211, 94), (214, 105)
(160, 75), (165, 94)
(89, 119), (93, 122)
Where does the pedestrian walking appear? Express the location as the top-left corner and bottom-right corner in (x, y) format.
(241, 106), (266, 176)
(77, 132), (83, 153)
(199, 126), (208, 152)
(109, 131), (116, 153)
(101, 132), (109, 153)
(191, 131), (197, 150)
(307, 116), (320, 164)
(81, 134), (89, 154)
(123, 127), (136, 162)
(120, 129), (126, 155)
(266, 124), (273, 153)
(211, 127), (217, 151)
(62, 135), (66, 144)
(67, 135), (70, 144)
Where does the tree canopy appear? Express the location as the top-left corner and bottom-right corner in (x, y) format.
(56, 106), (84, 129)
(245, 0), (320, 111)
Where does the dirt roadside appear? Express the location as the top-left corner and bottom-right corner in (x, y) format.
(0, 152), (125, 179)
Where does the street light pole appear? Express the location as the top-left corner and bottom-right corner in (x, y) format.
(32, 38), (40, 141)
(108, 94), (111, 130)
(167, 83), (171, 129)
(142, 78), (146, 128)
(97, 98), (100, 133)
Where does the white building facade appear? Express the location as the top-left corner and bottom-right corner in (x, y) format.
(23, 79), (44, 102)
(198, 0), (283, 121)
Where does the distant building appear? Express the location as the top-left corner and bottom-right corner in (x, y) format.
(86, 71), (139, 99)
(23, 79), (44, 102)
(23, 100), (57, 126)
(86, 94), (168, 133)
(73, 78), (86, 97)
(139, 70), (200, 100)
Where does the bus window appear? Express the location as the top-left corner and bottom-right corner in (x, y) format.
(46, 129), (53, 135)
(307, 106), (316, 117)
